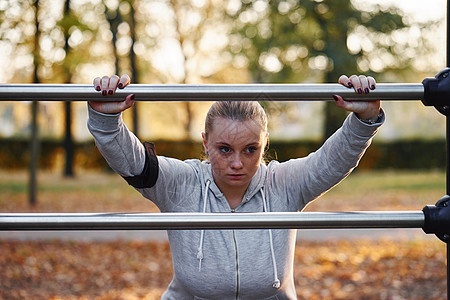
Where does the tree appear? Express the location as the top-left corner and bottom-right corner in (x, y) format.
(62, 0), (74, 177)
(57, 0), (98, 176)
(228, 0), (431, 139)
(128, 0), (140, 138)
(30, 0), (41, 205)
(131, 0), (232, 140)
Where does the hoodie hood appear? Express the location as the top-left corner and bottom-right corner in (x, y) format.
(201, 161), (268, 207)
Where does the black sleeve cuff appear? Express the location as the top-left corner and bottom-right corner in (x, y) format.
(122, 142), (159, 188)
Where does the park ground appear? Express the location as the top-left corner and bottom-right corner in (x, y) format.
(0, 170), (448, 299)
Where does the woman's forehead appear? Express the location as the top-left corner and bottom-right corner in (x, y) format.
(209, 118), (265, 141)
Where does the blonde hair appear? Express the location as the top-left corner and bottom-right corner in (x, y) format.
(204, 101), (268, 139)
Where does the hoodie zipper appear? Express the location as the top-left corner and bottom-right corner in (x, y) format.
(231, 209), (239, 299)
(232, 229), (239, 300)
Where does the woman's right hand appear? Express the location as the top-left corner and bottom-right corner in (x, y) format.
(89, 74), (135, 114)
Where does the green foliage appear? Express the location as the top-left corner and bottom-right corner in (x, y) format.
(229, 0), (406, 82)
(227, 0), (432, 138)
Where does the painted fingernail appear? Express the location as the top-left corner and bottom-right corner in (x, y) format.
(348, 82), (353, 87)
(364, 88), (369, 94)
(357, 88), (363, 94)
(102, 90), (107, 96)
(371, 85), (375, 90)
(108, 90), (113, 95)
(95, 86), (101, 91)
(118, 83), (123, 88)
(332, 95), (339, 101)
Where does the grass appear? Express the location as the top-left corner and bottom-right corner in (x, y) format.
(305, 170), (446, 212)
(0, 169), (446, 213)
(0, 171), (159, 213)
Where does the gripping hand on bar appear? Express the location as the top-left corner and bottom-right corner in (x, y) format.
(336, 74), (380, 122)
(90, 75), (135, 114)
(90, 74), (381, 122)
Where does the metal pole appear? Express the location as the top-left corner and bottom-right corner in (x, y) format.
(0, 83), (424, 102)
(0, 211), (424, 231)
(446, 0), (450, 297)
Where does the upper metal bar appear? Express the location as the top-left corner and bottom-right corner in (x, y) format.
(0, 211), (424, 231)
(0, 83), (424, 102)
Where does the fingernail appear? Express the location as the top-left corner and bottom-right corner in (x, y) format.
(371, 85), (375, 90)
(118, 83), (123, 88)
(364, 88), (369, 94)
(95, 86), (101, 91)
(130, 94), (135, 100)
(357, 88), (363, 94)
(348, 82), (353, 87)
(108, 90), (113, 95)
(102, 90), (107, 96)
(332, 95), (339, 101)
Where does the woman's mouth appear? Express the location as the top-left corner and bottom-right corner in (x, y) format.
(228, 174), (244, 180)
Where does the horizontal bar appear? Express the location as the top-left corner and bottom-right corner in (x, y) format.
(0, 211), (425, 231)
(0, 83), (424, 102)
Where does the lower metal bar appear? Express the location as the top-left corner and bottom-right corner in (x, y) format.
(0, 211), (424, 231)
(0, 83), (424, 102)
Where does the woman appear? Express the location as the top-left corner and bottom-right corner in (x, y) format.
(88, 74), (383, 299)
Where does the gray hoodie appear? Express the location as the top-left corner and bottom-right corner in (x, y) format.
(88, 105), (383, 299)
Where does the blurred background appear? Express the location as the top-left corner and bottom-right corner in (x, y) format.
(0, 0), (447, 175)
(0, 0), (449, 299)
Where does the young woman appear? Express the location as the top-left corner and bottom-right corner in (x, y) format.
(88, 74), (383, 299)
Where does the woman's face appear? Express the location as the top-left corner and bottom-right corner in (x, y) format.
(202, 117), (267, 193)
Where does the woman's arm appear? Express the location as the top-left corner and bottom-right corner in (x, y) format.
(268, 74), (384, 211)
(87, 102), (146, 178)
(88, 74), (145, 178)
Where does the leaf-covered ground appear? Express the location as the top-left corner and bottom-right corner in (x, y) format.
(0, 239), (446, 299)
(0, 171), (448, 299)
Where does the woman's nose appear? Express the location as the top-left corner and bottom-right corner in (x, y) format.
(230, 154), (243, 169)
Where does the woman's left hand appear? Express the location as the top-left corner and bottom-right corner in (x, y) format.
(334, 75), (381, 122)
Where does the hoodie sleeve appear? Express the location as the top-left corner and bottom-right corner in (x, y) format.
(87, 104), (146, 177)
(267, 111), (384, 211)
(87, 104), (200, 211)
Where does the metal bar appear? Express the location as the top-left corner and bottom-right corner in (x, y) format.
(0, 211), (424, 231)
(0, 83), (424, 102)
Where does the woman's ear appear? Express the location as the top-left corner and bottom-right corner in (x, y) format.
(202, 132), (209, 155)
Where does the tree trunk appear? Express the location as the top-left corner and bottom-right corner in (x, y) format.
(106, 6), (121, 76)
(129, 0), (139, 138)
(323, 72), (347, 140)
(63, 0), (74, 177)
(30, 0), (41, 206)
(317, 11), (348, 141)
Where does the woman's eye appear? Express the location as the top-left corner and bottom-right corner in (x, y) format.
(247, 147), (257, 153)
(219, 147), (231, 153)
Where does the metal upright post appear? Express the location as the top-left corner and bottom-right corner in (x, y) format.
(424, 1), (450, 296)
(447, 1), (450, 297)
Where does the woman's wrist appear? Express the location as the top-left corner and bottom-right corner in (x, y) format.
(356, 109), (383, 125)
